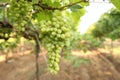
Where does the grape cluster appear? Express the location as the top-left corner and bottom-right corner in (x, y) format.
(39, 10), (71, 74)
(8, 0), (33, 31)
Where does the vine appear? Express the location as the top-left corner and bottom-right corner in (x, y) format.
(0, 0), (89, 80)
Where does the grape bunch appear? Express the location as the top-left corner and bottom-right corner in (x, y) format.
(38, 10), (71, 74)
(8, 0), (33, 31)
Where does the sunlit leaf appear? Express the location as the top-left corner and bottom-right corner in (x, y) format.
(111, 0), (120, 10)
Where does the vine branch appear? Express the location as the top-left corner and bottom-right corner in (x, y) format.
(0, 3), (8, 7)
(0, 0), (88, 10)
(34, 0), (88, 10)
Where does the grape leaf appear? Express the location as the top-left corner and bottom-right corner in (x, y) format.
(32, 0), (39, 3)
(111, 0), (120, 10)
(70, 4), (82, 12)
(36, 11), (52, 21)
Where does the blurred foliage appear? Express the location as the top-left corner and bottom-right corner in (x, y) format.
(0, 38), (18, 51)
(0, 0), (90, 71)
(65, 55), (90, 68)
(64, 33), (103, 67)
(91, 8), (120, 40)
(65, 33), (104, 54)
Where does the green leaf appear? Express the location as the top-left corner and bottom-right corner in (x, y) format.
(36, 11), (52, 21)
(111, 0), (120, 10)
(0, 0), (8, 2)
(70, 4), (82, 12)
(71, 4), (83, 9)
(73, 58), (90, 67)
(52, 2), (61, 7)
(32, 0), (39, 3)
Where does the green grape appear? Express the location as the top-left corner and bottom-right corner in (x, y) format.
(52, 17), (57, 21)
(14, 23), (19, 27)
(55, 24), (60, 28)
(57, 30), (62, 34)
(61, 26), (66, 30)
(51, 32), (56, 36)
(53, 28), (57, 32)
(38, 10), (71, 74)
(9, 0), (33, 32)
(47, 21), (52, 25)
(55, 58), (59, 62)
(54, 37), (58, 40)
(20, 23), (25, 27)
(41, 28), (46, 32)
(61, 34), (65, 39)
(65, 33), (70, 38)
(55, 53), (60, 58)
(15, 14), (20, 17)
(57, 34), (61, 38)
(55, 66), (59, 71)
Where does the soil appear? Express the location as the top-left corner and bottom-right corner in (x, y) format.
(0, 49), (120, 80)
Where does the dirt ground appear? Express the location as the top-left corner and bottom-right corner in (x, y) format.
(0, 39), (120, 80)
(0, 49), (120, 80)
